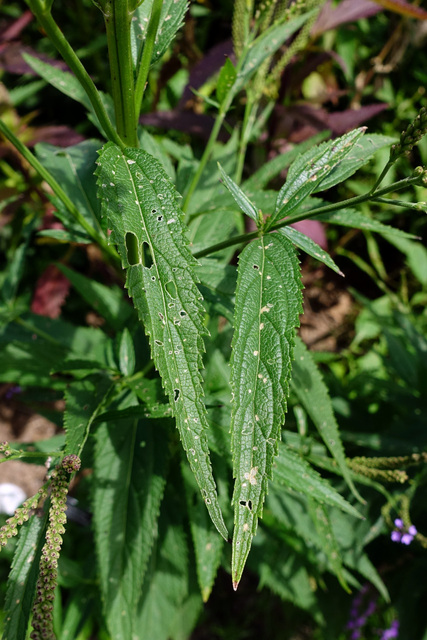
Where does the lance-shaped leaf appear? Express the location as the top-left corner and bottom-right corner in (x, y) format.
(93, 418), (168, 640)
(218, 163), (259, 223)
(96, 144), (228, 540)
(270, 128), (366, 227)
(3, 511), (48, 640)
(279, 226), (343, 276)
(230, 233), (302, 589)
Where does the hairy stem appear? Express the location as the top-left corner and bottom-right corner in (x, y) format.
(194, 175), (422, 259)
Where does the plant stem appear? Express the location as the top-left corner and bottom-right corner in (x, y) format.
(194, 175), (422, 259)
(234, 97), (257, 184)
(104, 0), (138, 147)
(134, 0), (163, 117)
(0, 119), (120, 266)
(24, 0), (123, 147)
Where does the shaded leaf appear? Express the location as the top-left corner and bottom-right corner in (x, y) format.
(315, 208), (417, 239)
(216, 57), (236, 105)
(3, 511), (48, 640)
(291, 337), (363, 502)
(230, 233), (302, 588)
(93, 418), (168, 640)
(64, 374), (113, 458)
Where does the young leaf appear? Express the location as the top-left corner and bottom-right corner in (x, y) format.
(316, 133), (396, 192)
(291, 336), (363, 502)
(135, 492), (189, 640)
(279, 226), (344, 276)
(271, 128), (366, 226)
(131, 0), (189, 68)
(64, 373), (114, 458)
(217, 163), (259, 223)
(216, 57), (237, 105)
(96, 144), (228, 540)
(230, 233), (302, 589)
(3, 511), (48, 640)
(243, 131), (330, 194)
(93, 418), (168, 640)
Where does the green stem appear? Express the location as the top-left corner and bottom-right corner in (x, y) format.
(0, 119), (119, 265)
(134, 0), (163, 117)
(104, 0), (138, 147)
(235, 97), (257, 184)
(194, 175), (421, 259)
(24, 0), (123, 147)
(370, 160), (393, 194)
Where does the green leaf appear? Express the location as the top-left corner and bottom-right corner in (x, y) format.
(23, 54), (114, 136)
(181, 460), (224, 602)
(243, 132), (330, 194)
(139, 130), (175, 181)
(317, 133), (396, 192)
(279, 226), (344, 276)
(230, 233), (302, 589)
(217, 163), (259, 223)
(64, 374), (114, 458)
(307, 498), (350, 592)
(119, 328), (136, 376)
(35, 141), (103, 232)
(382, 235), (427, 285)
(233, 11), (315, 96)
(3, 511), (49, 640)
(188, 208), (243, 264)
(216, 57), (236, 105)
(291, 336), (364, 502)
(37, 228), (91, 244)
(271, 128), (366, 226)
(57, 264), (135, 331)
(315, 207), (417, 239)
(135, 493), (189, 640)
(131, 0), (189, 68)
(273, 443), (361, 518)
(93, 418), (168, 640)
(96, 144), (228, 540)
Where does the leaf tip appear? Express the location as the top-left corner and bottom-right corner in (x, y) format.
(232, 580), (239, 592)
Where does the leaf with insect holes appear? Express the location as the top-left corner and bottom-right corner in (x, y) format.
(270, 128), (366, 227)
(96, 143), (228, 540)
(230, 233), (302, 589)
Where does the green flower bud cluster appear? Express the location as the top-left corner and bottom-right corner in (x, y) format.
(0, 488), (47, 548)
(30, 455), (81, 640)
(347, 458), (408, 483)
(390, 107), (427, 162)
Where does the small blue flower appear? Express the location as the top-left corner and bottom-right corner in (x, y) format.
(391, 518), (417, 545)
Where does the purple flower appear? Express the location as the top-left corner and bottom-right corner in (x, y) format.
(391, 519), (417, 545)
(5, 386), (22, 400)
(380, 619), (399, 640)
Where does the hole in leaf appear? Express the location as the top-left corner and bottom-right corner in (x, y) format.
(151, 208), (157, 214)
(253, 264), (259, 270)
(179, 310), (186, 317)
(155, 340), (163, 347)
(174, 389), (180, 401)
(142, 241), (153, 269)
(125, 232), (140, 265)
(248, 500), (252, 511)
(165, 280), (177, 299)
(157, 215), (163, 221)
